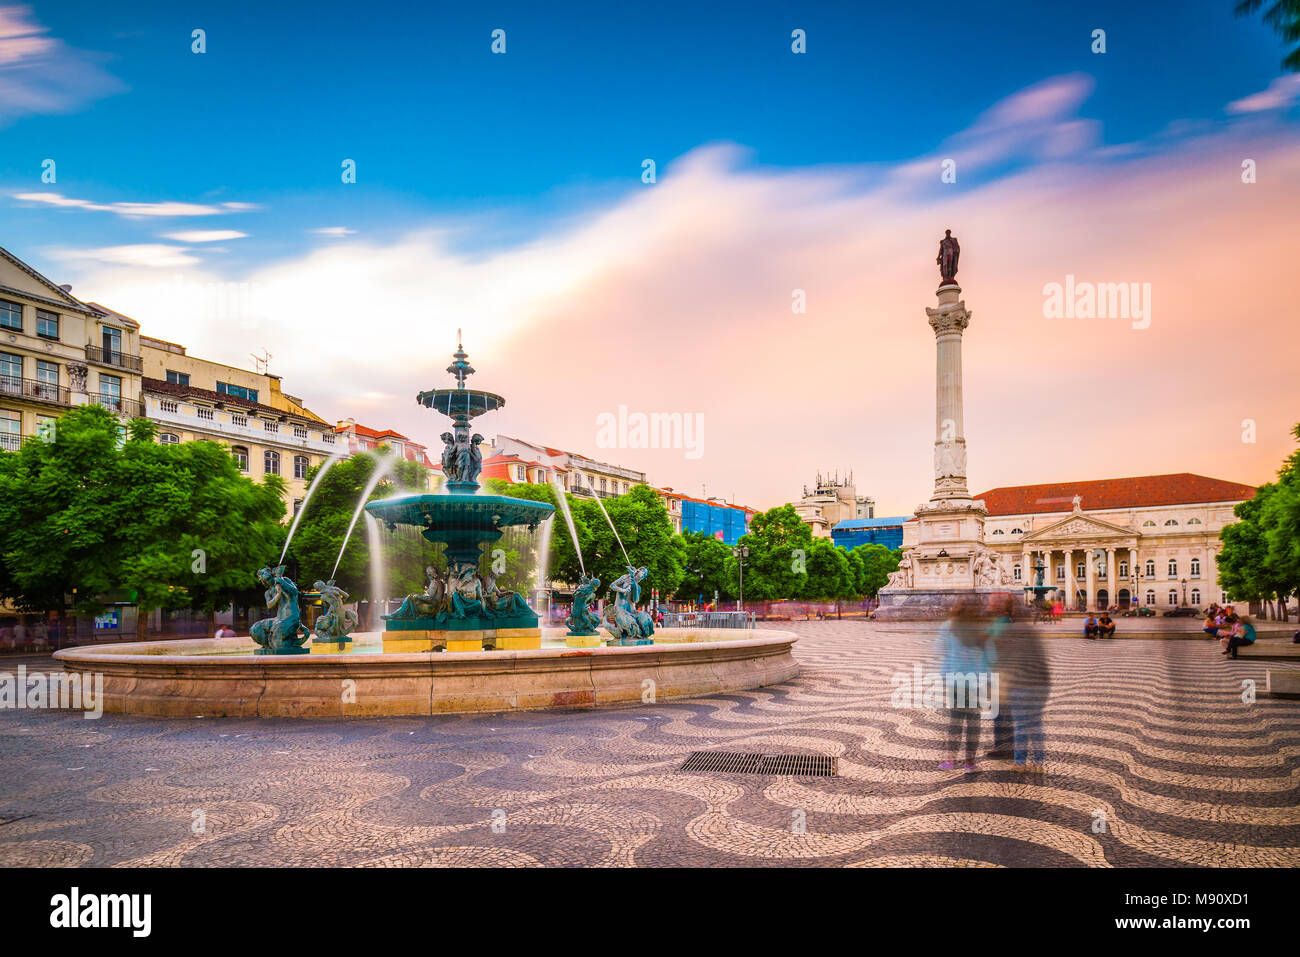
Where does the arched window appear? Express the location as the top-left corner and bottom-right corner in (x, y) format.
(158, 432), (180, 445)
(264, 450), (280, 475)
(1168, 589), (1179, 606)
(1167, 558), (1178, 577)
(1145, 590), (1156, 606)
(1188, 518), (1202, 525)
(1013, 564), (1022, 581)
(1118, 560), (1129, 578)
(293, 454), (309, 479)
(1010, 528), (1023, 535)
(231, 445), (249, 471)
(1142, 520), (1156, 527)
(991, 529), (1004, 535)
(1145, 559), (1156, 577)
(1190, 557), (1201, 577)
(1190, 588), (1201, 606)
(1164, 519), (1178, 526)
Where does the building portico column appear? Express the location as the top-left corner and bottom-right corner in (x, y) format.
(1085, 547), (1096, 612)
(1061, 548), (1073, 606)
(1105, 547), (1117, 611)
(1022, 546), (1031, 588)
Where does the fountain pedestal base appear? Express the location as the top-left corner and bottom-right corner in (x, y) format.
(381, 627), (542, 653)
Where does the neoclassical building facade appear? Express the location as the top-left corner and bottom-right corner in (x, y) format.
(969, 474), (1256, 611)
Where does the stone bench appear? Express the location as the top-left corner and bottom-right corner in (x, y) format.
(1266, 669), (1300, 697)
(1235, 641), (1300, 659)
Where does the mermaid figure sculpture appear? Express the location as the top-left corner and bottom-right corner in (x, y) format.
(250, 566), (311, 655)
(604, 566), (654, 644)
(566, 575), (602, 636)
(312, 579), (358, 642)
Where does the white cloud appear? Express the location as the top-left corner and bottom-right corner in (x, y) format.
(49, 244), (199, 268)
(0, 4), (125, 126)
(311, 226), (356, 237)
(11, 192), (257, 219)
(162, 230), (248, 242)
(1226, 74), (1300, 114)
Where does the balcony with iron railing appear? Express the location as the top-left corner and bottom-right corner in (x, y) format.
(84, 344), (143, 373)
(0, 374), (71, 407)
(86, 392), (144, 417)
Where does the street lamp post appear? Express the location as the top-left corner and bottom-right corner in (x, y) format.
(732, 545), (750, 615)
(1130, 570), (1144, 612)
(1181, 577), (1188, 607)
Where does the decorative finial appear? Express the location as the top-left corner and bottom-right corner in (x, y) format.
(446, 336), (475, 389)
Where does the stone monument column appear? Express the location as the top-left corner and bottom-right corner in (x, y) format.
(927, 282), (972, 502)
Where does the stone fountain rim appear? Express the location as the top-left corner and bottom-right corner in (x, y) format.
(53, 629), (795, 668)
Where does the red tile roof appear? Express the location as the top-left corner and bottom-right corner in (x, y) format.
(144, 376), (308, 421)
(974, 473), (1256, 516)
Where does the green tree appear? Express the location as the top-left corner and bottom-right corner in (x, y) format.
(734, 505), (815, 600)
(849, 543), (902, 598)
(802, 538), (854, 600)
(284, 451), (428, 602)
(679, 530), (737, 604)
(1217, 423), (1300, 619)
(0, 406), (286, 637)
(1236, 0), (1300, 70)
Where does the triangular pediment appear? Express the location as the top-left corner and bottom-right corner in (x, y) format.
(0, 245), (94, 312)
(1020, 512), (1134, 542)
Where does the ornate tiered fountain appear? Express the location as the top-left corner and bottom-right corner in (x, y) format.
(363, 337), (555, 652)
(53, 336), (799, 716)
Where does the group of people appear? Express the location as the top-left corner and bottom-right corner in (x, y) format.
(1203, 604), (1257, 658)
(1081, 613), (1116, 639)
(935, 596), (1051, 772)
(0, 620), (51, 652)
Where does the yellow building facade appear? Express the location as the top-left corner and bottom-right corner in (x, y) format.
(140, 336), (338, 512)
(0, 246), (145, 448)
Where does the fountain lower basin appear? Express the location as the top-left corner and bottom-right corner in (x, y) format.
(53, 628), (798, 717)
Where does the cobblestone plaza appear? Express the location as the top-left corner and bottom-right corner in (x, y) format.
(2, 621), (1297, 868)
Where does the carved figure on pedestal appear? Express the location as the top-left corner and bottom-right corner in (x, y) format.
(384, 565), (448, 621)
(250, 566), (311, 654)
(566, 575), (602, 636)
(482, 571), (532, 618)
(605, 566), (654, 642)
(885, 552), (914, 589)
(312, 579), (358, 641)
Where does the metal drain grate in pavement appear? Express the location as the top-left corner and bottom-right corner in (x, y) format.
(679, 751), (837, 777)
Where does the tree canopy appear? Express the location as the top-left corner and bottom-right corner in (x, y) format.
(1216, 423), (1300, 619)
(0, 405), (285, 626)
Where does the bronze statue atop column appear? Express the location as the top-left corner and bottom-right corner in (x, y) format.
(937, 229), (960, 286)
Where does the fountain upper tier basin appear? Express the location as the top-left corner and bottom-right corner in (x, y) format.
(416, 387), (504, 420)
(365, 492), (554, 533)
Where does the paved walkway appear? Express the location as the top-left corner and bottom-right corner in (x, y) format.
(0, 622), (1297, 867)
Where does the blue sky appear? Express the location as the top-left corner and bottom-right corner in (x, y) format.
(2, 1), (1298, 510)
(2, 0), (1293, 264)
